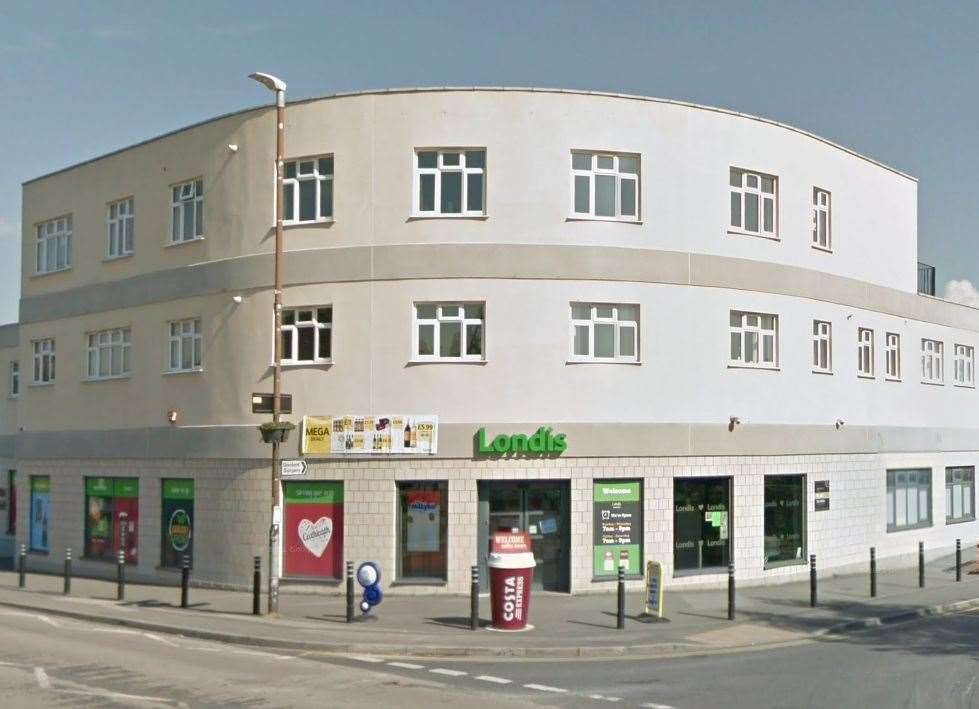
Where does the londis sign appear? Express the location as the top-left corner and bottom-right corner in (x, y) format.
(476, 426), (568, 456)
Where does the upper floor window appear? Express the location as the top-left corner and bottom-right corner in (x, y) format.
(921, 338), (944, 384)
(170, 179), (203, 243)
(812, 320), (832, 373)
(570, 303), (639, 363)
(812, 188), (831, 250)
(280, 308), (331, 364)
(107, 198), (134, 258)
(729, 311), (778, 369)
(86, 328), (131, 380)
(570, 152), (639, 221)
(730, 168), (777, 239)
(885, 332), (901, 380)
(284, 157), (333, 224)
(857, 328), (874, 377)
(32, 338), (55, 385)
(953, 344), (974, 387)
(413, 303), (484, 361)
(414, 150), (485, 216)
(168, 318), (203, 372)
(9, 361), (18, 398)
(36, 216), (72, 274)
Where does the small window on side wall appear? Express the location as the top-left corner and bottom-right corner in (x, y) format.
(414, 149), (485, 216)
(569, 303), (639, 362)
(812, 188), (831, 250)
(283, 156), (333, 224)
(730, 168), (777, 239)
(413, 303), (484, 361)
(570, 152), (639, 221)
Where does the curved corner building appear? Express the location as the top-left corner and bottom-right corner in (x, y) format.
(1, 87), (977, 594)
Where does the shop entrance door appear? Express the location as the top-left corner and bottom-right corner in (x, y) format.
(477, 481), (570, 592)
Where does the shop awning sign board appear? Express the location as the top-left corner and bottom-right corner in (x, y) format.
(302, 415), (438, 456)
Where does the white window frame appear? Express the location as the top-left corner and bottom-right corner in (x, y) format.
(569, 152), (640, 221)
(167, 318), (203, 373)
(9, 361), (18, 398)
(107, 197), (135, 258)
(953, 344), (975, 387)
(412, 302), (485, 362)
(729, 311), (779, 369)
(170, 178), (204, 244)
(280, 307), (332, 365)
(886, 468), (932, 532)
(812, 320), (832, 373)
(921, 338), (944, 385)
(31, 338), (55, 385)
(282, 156), (334, 224)
(569, 303), (640, 363)
(812, 187), (831, 251)
(35, 215), (72, 275)
(857, 328), (874, 378)
(729, 168), (778, 239)
(85, 328), (131, 381)
(885, 332), (901, 380)
(945, 466), (975, 524)
(412, 149), (486, 217)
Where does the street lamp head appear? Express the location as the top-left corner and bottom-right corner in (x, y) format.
(248, 72), (287, 93)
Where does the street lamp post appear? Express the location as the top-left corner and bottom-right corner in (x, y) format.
(249, 71), (287, 615)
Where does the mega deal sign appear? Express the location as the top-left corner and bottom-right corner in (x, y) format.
(476, 427), (567, 455)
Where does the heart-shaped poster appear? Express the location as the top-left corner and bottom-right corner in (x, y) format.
(298, 517), (333, 558)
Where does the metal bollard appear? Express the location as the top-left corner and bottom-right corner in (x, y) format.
(470, 566), (479, 631)
(956, 539), (962, 582)
(870, 547), (877, 598)
(18, 544), (26, 588)
(918, 541), (925, 589)
(727, 563), (735, 621)
(345, 561), (354, 623)
(180, 555), (190, 608)
(64, 548), (72, 595)
(616, 565), (625, 630)
(252, 556), (261, 615)
(809, 554), (817, 607)
(116, 548), (126, 601)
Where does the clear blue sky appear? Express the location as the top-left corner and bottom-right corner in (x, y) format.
(2, 1), (978, 323)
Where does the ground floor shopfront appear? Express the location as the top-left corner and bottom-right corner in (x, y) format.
(8, 451), (979, 594)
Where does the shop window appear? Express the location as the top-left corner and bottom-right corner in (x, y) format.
(763, 475), (805, 567)
(674, 477), (731, 573)
(946, 467), (975, 524)
(886, 469), (931, 532)
(84, 477), (139, 563)
(161, 479), (195, 568)
(593, 480), (643, 578)
(283, 481), (343, 579)
(29, 476), (51, 553)
(397, 481), (448, 582)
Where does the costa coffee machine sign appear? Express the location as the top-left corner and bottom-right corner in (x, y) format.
(487, 532), (536, 631)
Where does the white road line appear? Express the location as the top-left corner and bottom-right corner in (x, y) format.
(429, 668), (467, 677)
(641, 703), (674, 708)
(33, 667), (51, 690)
(142, 632), (179, 647)
(475, 674), (512, 684)
(1, 611), (61, 627)
(346, 654), (384, 663)
(387, 661), (425, 670)
(588, 695), (606, 700)
(523, 683), (568, 693)
(228, 648), (293, 660)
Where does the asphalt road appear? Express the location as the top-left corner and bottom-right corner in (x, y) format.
(1, 607), (977, 708)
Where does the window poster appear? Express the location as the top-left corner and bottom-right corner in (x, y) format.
(405, 490), (441, 553)
(283, 481), (343, 579)
(161, 479), (194, 568)
(302, 415), (438, 456)
(29, 476), (50, 552)
(593, 480), (642, 577)
(85, 477), (139, 563)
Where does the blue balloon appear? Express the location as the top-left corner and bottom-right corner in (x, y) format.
(363, 584), (383, 606)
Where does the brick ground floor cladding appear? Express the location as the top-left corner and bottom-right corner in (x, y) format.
(8, 451), (979, 594)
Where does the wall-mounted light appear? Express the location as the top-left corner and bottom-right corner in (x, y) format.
(228, 144), (239, 152)
(232, 295), (243, 304)
(728, 415), (741, 432)
(167, 409), (179, 424)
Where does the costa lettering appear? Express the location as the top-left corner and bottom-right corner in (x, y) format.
(502, 575), (525, 622)
(476, 427), (568, 455)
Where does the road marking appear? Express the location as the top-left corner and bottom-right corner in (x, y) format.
(524, 683), (568, 693)
(346, 654), (384, 663)
(429, 668), (467, 677)
(228, 648), (293, 660)
(1, 611), (61, 627)
(604, 698), (622, 703)
(387, 661), (425, 670)
(33, 667), (51, 690)
(641, 703), (675, 708)
(475, 675), (512, 684)
(142, 632), (179, 647)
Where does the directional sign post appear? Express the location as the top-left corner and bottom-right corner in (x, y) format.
(280, 459), (308, 478)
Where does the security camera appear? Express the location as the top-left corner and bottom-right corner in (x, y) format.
(728, 416), (741, 432)
(836, 419), (845, 429)
(228, 144), (239, 152)
(232, 295), (243, 304)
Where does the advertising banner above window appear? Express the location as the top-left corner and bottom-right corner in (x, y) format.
(302, 415), (438, 456)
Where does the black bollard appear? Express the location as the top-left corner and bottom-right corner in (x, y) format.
(956, 539), (962, 582)
(470, 565), (479, 631)
(727, 563), (735, 621)
(64, 547), (72, 595)
(252, 556), (262, 615)
(809, 554), (817, 607)
(117, 548), (126, 601)
(180, 555), (190, 609)
(870, 547), (877, 598)
(616, 565), (625, 630)
(918, 542), (925, 589)
(18, 544), (26, 588)
(346, 561), (354, 623)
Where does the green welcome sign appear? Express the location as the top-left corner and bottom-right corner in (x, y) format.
(476, 427), (568, 455)
(593, 480), (642, 578)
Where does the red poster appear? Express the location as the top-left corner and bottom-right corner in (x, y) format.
(283, 482), (343, 578)
(114, 498), (139, 563)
